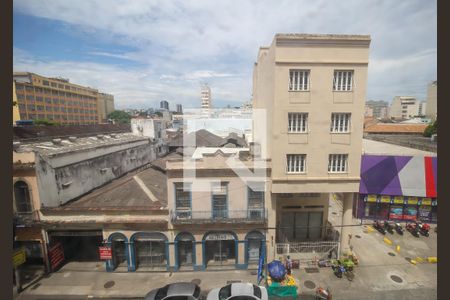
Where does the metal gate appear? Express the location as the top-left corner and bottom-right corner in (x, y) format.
(276, 241), (339, 263)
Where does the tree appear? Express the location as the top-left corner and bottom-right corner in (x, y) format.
(423, 120), (437, 137)
(107, 110), (131, 124)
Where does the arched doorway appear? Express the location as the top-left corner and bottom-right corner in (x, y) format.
(14, 181), (32, 213)
(175, 232), (196, 270)
(131, 232), (168, 271)
(203, 231), (237, 269)
(107, 233), (129, 271)
(245, 231), (265, 266)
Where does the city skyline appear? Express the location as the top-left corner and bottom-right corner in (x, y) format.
(13, 0), (436, 109)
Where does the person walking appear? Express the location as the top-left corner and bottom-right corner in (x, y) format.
(285, 255), (293, 275)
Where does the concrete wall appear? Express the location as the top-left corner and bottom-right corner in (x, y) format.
(36, 140), (156, 207)
(131, 118), (168, 156)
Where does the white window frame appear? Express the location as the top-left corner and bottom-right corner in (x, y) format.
(288, 113), (308, 133)
(286, 154), (306, 174)
(289, 70), (310, 91)
(330, 113), (351, 133)
(333, 70), (353, 91)
(328, 154), (348, 173)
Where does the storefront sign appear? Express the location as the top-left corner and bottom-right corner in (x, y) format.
(393, 196), (404, 204)
(380, 195), (391, 203)
(205, 233), (235, 241)
(48, 242), (65, 271)
(389, 205), (403, 220)
(99, 247), (112, 260)
(403, 206), (417, 220)
(13, 249), (26, 268)
(418, 206), (432, 222)
(367, 195), (377, 202)
(406, 197), (418, 205)
(421, 198), (432, 206)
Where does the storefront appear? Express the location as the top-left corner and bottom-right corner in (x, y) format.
(174, 232), (196, 270)
(358, 194), (437, 223)
(202, 231), (237, 269)
(130, 232), (168, 271)
(245, 231), (265, 266)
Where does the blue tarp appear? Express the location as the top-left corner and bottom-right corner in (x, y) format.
(267, 260), (286, 282)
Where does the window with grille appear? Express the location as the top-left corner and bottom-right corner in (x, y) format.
(212, 182), (228, 218)
(175, 183), (191, 218)
(328, 154), (348, 173)
(14, 181), (32, 213)
(288, 113), (308, 133)
(286, 154), (306, 173)
(247, 182), (265, 219)
(330, 113), (351, 133)
(289, 70), (310, 91)
(333, 71), (353, 91)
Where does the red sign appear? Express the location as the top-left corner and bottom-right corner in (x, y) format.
(48, 242), (65, 271)
(99, 246), (112, 260)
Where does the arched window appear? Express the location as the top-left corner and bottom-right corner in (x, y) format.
(14, 181), (32, 213)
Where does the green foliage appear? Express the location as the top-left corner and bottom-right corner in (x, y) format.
(34, 119), (59, 126)
(107, 110), (131, 124)
(423, 120), (437, 137)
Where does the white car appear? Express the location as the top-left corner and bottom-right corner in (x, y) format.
(207, 283), (268, 300)
(145, 282), (201, 300)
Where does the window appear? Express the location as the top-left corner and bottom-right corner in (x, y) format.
(331, 113), (351, 133)
(65, 85), (70, 90)
(43, 80), (49, 86)
(174, 183), (191, 218)
(212, 182), (228, 218)
(25, 86), (34, 92)
(14, 181), (32, 213)
(328, 154), (348, 173)
(58, 84), (64, 89)
(248, 182), (265, 218)
(17, 94), (24, 100)
(37, 105), (44, 111)
(155, 285), (169, 300)
(35, 87), (43, 93)
(219, 284), (232, 300)
(26, 95), (35, 101)
(289, 70), (310, 91)
(286, 154), (306, 173)
(27, 104), (35, 111)
(36, 96), (43, 102)
(253, 285), (262, 298)
(51, 82), (57, 87)
(333, 70), (353, 91)
(288, 113), (308, 133)
(402, 105), (408, 109)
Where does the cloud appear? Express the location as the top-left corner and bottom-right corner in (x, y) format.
(14, 0), (436, 106)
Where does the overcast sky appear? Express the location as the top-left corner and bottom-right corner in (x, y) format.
(13, 0), (436, 109)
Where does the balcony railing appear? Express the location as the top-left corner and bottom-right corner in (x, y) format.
(170, 209), (267, 224)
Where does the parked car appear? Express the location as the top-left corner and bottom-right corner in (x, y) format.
(207, 283), (268, 300)
(145, 282), (201, 300)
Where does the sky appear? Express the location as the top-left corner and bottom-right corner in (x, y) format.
(13, 0), (437, 110)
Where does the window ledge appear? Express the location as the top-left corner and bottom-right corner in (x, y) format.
(288, 90), (310, 93)
(327, 172), (349, 175)
(330, 132), (351, 134)
(288, 132), (308, 134)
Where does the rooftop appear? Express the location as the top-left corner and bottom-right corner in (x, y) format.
(275, 33), (371, 41)
(364, 123), (427, 134)
(362, 139), (436, 156)
(15, 132), (149, 157)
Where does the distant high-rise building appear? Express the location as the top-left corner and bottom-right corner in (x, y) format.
(389, 96), (420, 120)
(176, 104), (183, 113)
(160, 100), (169, 110)
(201, 84), (212, 109)
(13, 72), (114, 125)
(365, 100), (389, 119)
(425, 81), (437, 121)
(418, 101), (426, 117)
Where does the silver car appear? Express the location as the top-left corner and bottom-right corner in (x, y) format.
(207, 283), (268, 300)
(145, 282), (201, 300)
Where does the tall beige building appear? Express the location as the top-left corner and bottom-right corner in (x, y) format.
(252, 34), (370, 257)
(201, 84), (212, 109)
(425, 81), (437, 121)
(13, 72), (114, 125)
(97, 92), (115, 123)
(389, 96), (419, 120)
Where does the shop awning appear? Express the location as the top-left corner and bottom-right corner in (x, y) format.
(359, 155), (437, 198)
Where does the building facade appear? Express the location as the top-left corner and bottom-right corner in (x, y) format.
(160, 100), (169, 110)
(13, 72), (113, 125)
(425, 81), (437, 121)
(201, 84), (212, 110)
(365, 100), (389, 119)
(176, 104), (183, 114)
(97, 92), (115, 123)
(252, 34), (371, 258)
(389, 96), (420, 120)
(131, 118), (169, 156)
(13, 81), (21, 125)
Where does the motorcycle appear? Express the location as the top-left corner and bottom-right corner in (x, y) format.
(331, 260), (354, 281)
(406, 222), (420, 237)
(417, 221), (430, 237)
(316, 287), (332, 300)
(383, 221), (395, 234)
(373, 220), (386, 235)
(394, 222), (404, 235)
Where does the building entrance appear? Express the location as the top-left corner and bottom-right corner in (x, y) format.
(280, 212), (323, 241)
(49, 231), (103, 262)
(204, 232), (236, 268)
